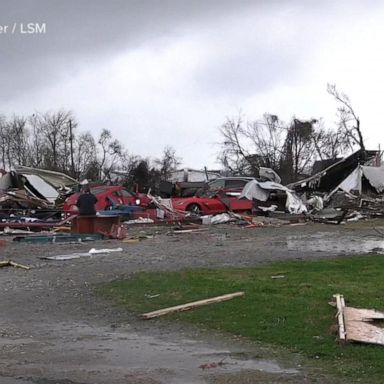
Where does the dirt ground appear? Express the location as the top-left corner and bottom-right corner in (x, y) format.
(1, 220), (384, 384)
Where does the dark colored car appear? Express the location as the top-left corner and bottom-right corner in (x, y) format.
(63, 185), (151, 214)
(203, 177), (255, 195)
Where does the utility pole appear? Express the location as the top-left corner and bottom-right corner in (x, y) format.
(69, 119), (75, 177)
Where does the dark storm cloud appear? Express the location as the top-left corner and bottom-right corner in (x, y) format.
(0, 0), (260, 101)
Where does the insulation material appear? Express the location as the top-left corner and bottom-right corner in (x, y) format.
(23, 174), (59, 203)
(307, 195), (324, 211)
(285, 191), (307, 214)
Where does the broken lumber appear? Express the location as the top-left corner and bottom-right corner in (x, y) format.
(141, 291), (245, 320)
(334, 294), (346, 341)
(0, 260), (30, 270)
(344, 307), (384, 345)
(0, 261), (10, 268)
(9, 261), (30, 270)
(333, 294), (384, 346)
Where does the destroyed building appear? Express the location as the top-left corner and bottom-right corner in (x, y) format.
(0, 167), (78, 219)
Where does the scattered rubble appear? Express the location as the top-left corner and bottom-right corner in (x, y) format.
(1, 150), (384, 239)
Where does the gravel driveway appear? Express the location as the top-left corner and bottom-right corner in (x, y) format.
(1, 222), (382, 383)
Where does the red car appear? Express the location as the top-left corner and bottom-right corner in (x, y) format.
(64, 185), (151, 214)
(171, 177), (254, 215)
(171, 193), (253, 215)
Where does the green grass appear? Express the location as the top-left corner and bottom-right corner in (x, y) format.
(98, 255), (384, 382)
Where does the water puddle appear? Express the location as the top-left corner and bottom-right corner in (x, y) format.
(287, 233), (384, 254)
(1, 321), (298, 384)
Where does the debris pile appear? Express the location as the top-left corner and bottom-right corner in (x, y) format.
(291, 150), (384, 223)
(0, 167), (78, 225)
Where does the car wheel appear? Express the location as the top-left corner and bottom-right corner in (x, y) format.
(186, 203), (202, 215)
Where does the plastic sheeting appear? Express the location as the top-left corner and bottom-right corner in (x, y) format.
(239, 180), (307, 214)
(362, 166), (384, 193)
(239, 180), (270, 201)
(259, 167), (281, 183)
(328, 165), (384, 197)
(0, 173), (12, 190)
(337, 167), (362, 193)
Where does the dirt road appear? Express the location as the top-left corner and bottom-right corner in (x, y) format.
(1, 222), (383, 383)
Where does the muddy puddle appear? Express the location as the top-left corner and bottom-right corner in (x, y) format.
(287, 233), (384, 255)
(0, 321), (298, 384)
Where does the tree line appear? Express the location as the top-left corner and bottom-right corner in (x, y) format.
(0, 84), (366, 189)
(217, 84), (366, 183)
(0, 110), (181, 192)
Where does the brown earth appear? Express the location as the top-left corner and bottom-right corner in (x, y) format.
(1, 220), (383, 384)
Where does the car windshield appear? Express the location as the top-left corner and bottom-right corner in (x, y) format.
(90, 186), (110, 195)
(120, 189), (134, 197)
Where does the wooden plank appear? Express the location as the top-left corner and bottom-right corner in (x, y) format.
(0, 260), (10, 268)
(141, 291), (245, 320)
(333, 294), (346, 341)
(0, 260), (30, 270)
(8, 261), (30, 270)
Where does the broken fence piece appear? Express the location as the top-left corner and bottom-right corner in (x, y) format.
(0, 260), (30, 270)
(333, 294), (384, 345)
(141, 291), (244, 320)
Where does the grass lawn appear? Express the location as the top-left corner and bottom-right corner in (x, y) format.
(98, 254), (384, 383)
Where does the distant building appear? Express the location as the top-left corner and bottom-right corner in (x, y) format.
(169, 168), (221, 183)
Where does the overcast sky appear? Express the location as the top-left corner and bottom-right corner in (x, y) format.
(1, 0), (384, 169)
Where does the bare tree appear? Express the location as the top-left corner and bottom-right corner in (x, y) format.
(218, 114), (326, 182)
(27, 113), (44, 167)
(7, 115), (29, 166)
(97, 129), (125, 182)
(243, 114), (285, 172)
(327, 83), (365, 152)
(0, 115), (10, 169)
(73, 132), (97, 180)
(311, 118), (352, 161)
(280, 118), (317, 182)
(33, 110), (75, 171)
(218, 114), (250, 174)
(154, 146), (182, 180)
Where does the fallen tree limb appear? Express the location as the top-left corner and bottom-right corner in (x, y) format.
(141, 291), (245, 320)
